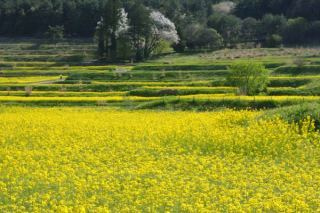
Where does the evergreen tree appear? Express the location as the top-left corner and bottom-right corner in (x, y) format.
(103, 0), (123, 61)
(127, 1), (151, 61)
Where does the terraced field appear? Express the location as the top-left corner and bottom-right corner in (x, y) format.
(1, 39), (320, 109)
(1, 40), (320, 211)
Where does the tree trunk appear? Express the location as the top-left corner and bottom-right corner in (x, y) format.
(110, 32), (117, 62)
(98, 30), (105, 58)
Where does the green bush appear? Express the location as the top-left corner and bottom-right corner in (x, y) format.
(227, 62), (269, 95)
(262, 103), (320, 130)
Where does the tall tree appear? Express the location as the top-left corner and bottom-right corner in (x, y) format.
(103, 0), (123, 61)
(128, 1), (151, 61)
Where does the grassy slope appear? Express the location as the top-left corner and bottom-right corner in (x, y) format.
(0, 40), (320, 108)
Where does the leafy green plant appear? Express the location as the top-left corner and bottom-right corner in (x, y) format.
(227, 62), (270, 95)
(262, 103), (320, 130)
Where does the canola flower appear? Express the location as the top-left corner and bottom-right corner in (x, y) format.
(178, 94), (320, 102)
(0, 76), (63, 84)
(0, 95), (318, 106)
(0, 96), (157, 103)
(0, 107), (319, 212)
(0, 91), (126, 97)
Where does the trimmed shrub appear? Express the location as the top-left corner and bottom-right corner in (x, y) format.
(227, 62), (269, 95)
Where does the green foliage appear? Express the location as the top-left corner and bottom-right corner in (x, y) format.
(45, 26), (64, 42)
(133, 64), (228, 71)
(208, 13), (242, 46)
(283, 17), (309, 44)
(307, 21), (320, 41)
(153, 40), (172, 55)
(1, 39), (320, 111)
(117, 35), (134, 60)
(227, 62), (269, 95)
(99, 0), (124, 60)
(135, 97), (316, 111)
(129, 87), (235, 97)
(265, 34), (283, 48)
(269, 78), (312, 88)
(241, 17), (259, 41)
(0, 0), (320, 48)
(196, 28), (224, 49)
(263, 103), (320, 130)
(235, 0), (320, 21)
(292, 57), (306, 68)
(274, 65), (320, 75)
(127, 1), (152, 61)
(259, 14), (287, 45)
(182, 23), (203, 49)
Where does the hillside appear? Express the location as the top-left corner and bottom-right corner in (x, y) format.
(0, 39), (319, 109)
(1, 39), (320, 211)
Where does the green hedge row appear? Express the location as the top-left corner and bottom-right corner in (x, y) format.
(268, 88), (320, 96)
(268, 78), (311, 87)
(129, 88), (235, 97)
(133, 64), (229, 71)
(67, 70), (229, 81)
(274, 65), (320, 75)
(136, 98), (319, 111)
(133, 62), (285, 71)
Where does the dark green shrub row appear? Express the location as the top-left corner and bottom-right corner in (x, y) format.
(129, 87), (234, 97)
(0, 54), (87, 62)
(267, 88), (320, 96)
(132, 64), (228, 71)
(264, 62), (286, 69)
(269, 78), (311, 87)
(67, 70), (229, 81)
(135, 97), (317, 111)
(274, 65), (320, 75)
(0, 63), (14, 68)
(133, 62), (284, 71)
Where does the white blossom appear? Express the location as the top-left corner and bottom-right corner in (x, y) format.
(212, 1), (236, 14)
(116, 8), (129, 37)
(150, 10), (179, 43)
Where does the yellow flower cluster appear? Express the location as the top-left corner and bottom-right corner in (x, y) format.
(0, 76), (63, 84)
(0, 96), (156, 103)
(0, 107), (319, 212)
(0, 95), (318, 105)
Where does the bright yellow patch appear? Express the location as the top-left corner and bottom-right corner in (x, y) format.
(0, 108), (319, 212)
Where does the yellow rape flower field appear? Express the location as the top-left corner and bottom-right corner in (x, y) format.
(0, 107), (320, 212)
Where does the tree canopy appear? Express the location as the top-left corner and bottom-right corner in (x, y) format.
(0, 0), (320, 55)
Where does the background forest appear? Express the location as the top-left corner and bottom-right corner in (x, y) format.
(1, 0), (320, 61)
